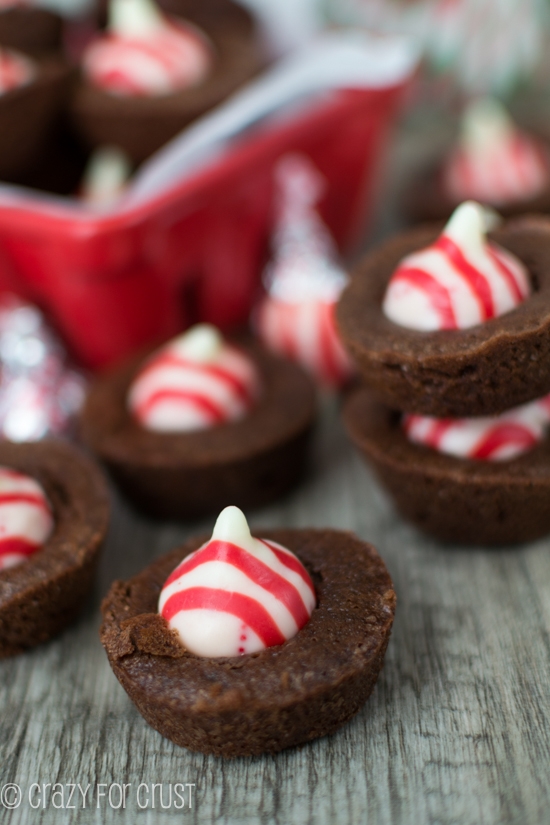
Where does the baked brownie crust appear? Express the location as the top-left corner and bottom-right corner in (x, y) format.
(344, 387), (550, 546)
(337, 215), (550, 417)
(0, 8), (62, 56)
(100, 528), (396, 757)
(405, 162), (550, 224)
(71, 1), (261, 162)
(80, 343), (316, 519)
(0, 440), (109, 657)
(0, 58), (71, 180)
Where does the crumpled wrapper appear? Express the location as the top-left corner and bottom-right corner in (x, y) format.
(0, 295), (86, 442)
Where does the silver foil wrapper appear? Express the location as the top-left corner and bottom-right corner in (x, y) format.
(0, 295), (86, 442)
(263, 153), (349, 304)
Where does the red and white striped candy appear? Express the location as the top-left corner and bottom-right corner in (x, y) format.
(83, 0), (211, 97)
(443, 98), (549, 206)
(257, 297), (351, 388)
(0, 48), (35, 96)
(159, 506), (316, 657)
(404, 393), (550, 462)
(0, 467), (53, 570)
(256, 153), (353, 389)
(128, 324), (261, 433)
(383, 201), (530, 331)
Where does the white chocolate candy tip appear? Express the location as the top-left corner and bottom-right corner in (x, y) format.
(172, 324), (223, 363)
(443, 201), (502, 258)
(211, 505), (253, 548)
(82, 145), (131, 207)
(461, 97), (514, 153)
(109, 0), (165, 38)
(443, 201), (486, 248)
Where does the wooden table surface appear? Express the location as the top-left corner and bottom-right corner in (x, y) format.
(1, 398), (549, 825)
(2, 118), (550, 825)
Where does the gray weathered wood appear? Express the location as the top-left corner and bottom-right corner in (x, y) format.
(1, 397), (550, 825)
(3, 116), (550, 825)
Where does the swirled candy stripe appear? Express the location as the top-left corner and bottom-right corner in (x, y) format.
(159, 506), (316, 657)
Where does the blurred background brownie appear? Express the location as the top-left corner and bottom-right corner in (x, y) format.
(0, 4), (63, 56)
(71, 0), (263, 162)
(80, 329), (317, 518)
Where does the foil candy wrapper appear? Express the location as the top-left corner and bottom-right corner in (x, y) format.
(256, 153), (353, 389)
(264, 153), (348, 304)
(0, 296), (86, 442)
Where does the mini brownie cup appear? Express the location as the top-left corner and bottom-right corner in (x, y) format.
(71, 0), (262, 163)
(79, 342), (316, 519)
(0, 439), (109, 657)
(404, 147), (550, 225)
(100, 528), (396, 757)
(344, 387), (550, 546)
(337, 215), (550, 418)
(0, 7), (63, 56)
(0, 56), (72, 180)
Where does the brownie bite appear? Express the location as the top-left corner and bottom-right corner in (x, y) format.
(71, 0), (262, 163)
(338, 202), (550, 545)
(0, 439), (110, 657)
(337, 215), (550, 418)
(101, 527), (396, 756)
(406, 162), (550, 225)
(405, 98), (550, 225)
(80, 338), (316, 519)
(0, 53), (71, 180)
(344, 388), (550, 546)
(0, 6), (63, 56)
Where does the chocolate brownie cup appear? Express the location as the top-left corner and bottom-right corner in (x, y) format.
(100, 527), (396, 756)
(0, 7), (63, 56)
(0, 439), (109, 657)
(0, 56), (71, 179)
(71, 0), (261, 163)
(405, 160), (550, 225)
(80, 342), (316, 519)
(344, 387), (550, 546)
(337, 215), (550, 418)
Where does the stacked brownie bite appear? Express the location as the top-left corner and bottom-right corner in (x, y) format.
(337, 201), (550, 545)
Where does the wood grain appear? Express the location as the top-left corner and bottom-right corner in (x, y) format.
(1, 397), (550, 825)
(3, 117), (550, 825)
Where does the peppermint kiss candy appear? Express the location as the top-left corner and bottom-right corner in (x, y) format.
(404, 394), (550, 462)
(256, 154), (352, 388)
(443, 98), (549, 206)
(0, 467), (53, 570)
(81, 145), (132, 207)
(257, 295), (351, 389)
(0, 48), (35, 96)
(383, 201), (530, 331)
(158, 506), (316, 657)
(83, 0), (212, 97)
(128, 324), (261, 433)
